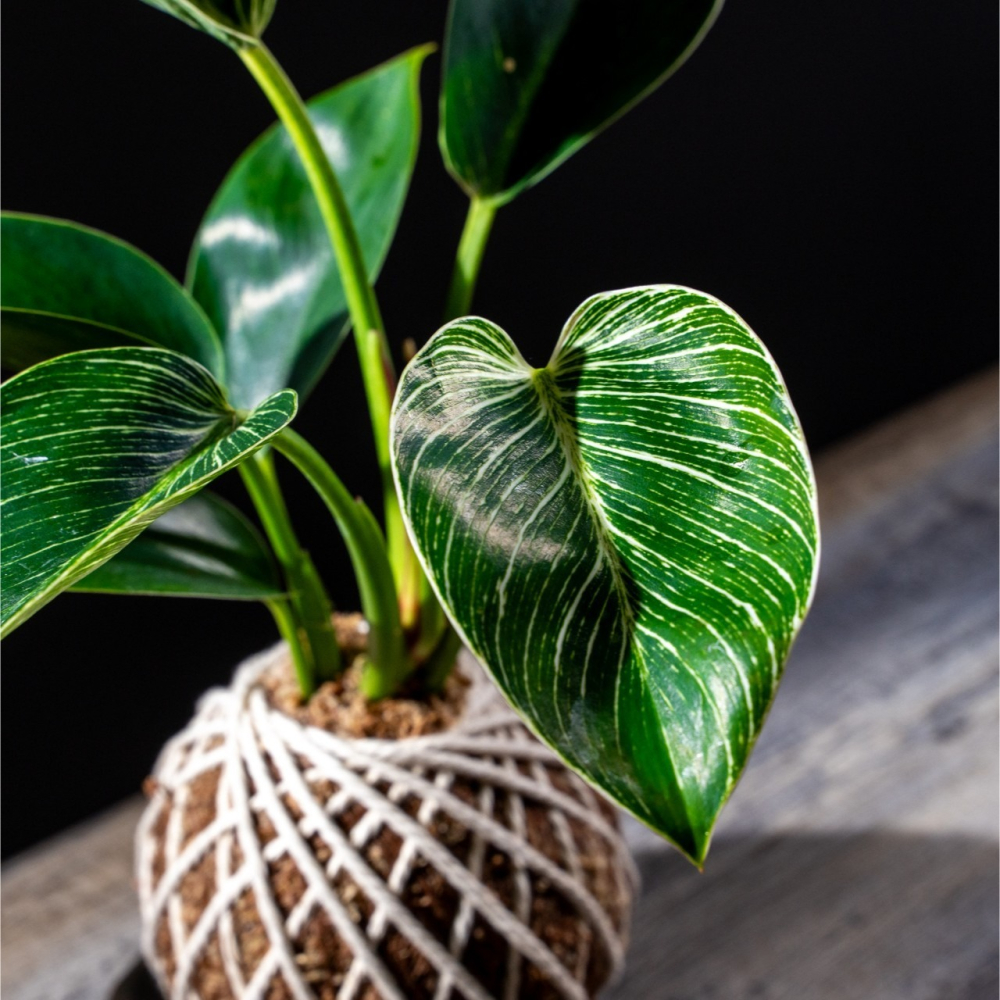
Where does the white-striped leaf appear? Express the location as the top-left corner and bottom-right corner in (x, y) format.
(1, 347), (296, 635)
(70, 491), (284, 600)
(139, 0), (274, 49)
(391, 286), (819, 863)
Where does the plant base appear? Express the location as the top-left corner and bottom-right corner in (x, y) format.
(137, 626), (636, 1000)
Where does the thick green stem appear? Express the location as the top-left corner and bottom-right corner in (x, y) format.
(238, 42), (410, 607)
(240, 452), (341, 695)
(444, 196), (498, 321)
(274, 429), (408, 698)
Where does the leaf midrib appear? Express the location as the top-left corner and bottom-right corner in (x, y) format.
(534, 361), (700, 849)
(531, 364), (633, 629)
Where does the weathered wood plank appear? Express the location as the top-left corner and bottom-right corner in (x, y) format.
(3, 369), (997, 1000)
(2, 797), (144, 1000)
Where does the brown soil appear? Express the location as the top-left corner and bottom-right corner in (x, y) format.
(261, 613), (470, 739)
(148, 614), (629, 1000)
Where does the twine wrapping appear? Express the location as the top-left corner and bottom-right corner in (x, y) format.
(137, 643), (637, 1000)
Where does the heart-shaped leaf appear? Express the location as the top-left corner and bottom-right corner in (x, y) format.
(440, 0), (722, 202)
(1, 214), (223, 377)
(188, 47), (430, 409)
(71, 491), (283, 600)
(139, 0), (275, 49)
(392, 286), (818, 863)
(1, 347), (296, 636)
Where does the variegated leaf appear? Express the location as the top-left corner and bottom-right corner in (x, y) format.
(391, 286), (819, 863)
(1, 347), (296, 635)
(139, 0), (275, 49)
(71, 491), (283, 600)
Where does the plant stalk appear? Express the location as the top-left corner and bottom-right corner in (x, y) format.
(412, 196), (502, 678)
(238, 42), (412, 608)
(419, 625), (463, 692)
(240, 451), (341, 695)
(264, 597), (313, 696)
(444, 196), (498, 321)
(274, 429), (408, 698)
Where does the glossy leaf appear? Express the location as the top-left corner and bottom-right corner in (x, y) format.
(440, 0), (722, 202)
(1, 214), (223, 377)
(71, 492), (283, 600)
(188, 47), (430, 409)
(139, 0), (274, 49)
(1, 347), (296, 636)
(392, 286), (818, 863)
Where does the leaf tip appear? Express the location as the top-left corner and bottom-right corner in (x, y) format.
(671, 819), (712, 871)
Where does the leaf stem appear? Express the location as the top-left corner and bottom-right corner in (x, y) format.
(237, 42), (410, 603)
(444, 196), (498, 321)
(411, 196), (501, 682)
(264, 597), (313, 696)
(273, 428), (408, 698)
(240, 451), (341, 695)
(419, 625), (463, 692)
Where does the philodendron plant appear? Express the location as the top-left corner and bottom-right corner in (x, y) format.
(0, 0), (818, 871)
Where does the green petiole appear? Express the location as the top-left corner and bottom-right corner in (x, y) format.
(273, 428), (408, 699)
(444, 196), (498, 321)
(237, 42), (412, 611)
(264, 597), (314, 697)
(240, 451), (341, 695)
(239, 46), (505, 698)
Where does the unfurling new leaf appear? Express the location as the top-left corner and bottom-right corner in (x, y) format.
(140, 0), (275, 48)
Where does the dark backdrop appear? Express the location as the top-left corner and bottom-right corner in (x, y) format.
(3, 0), (996, 858)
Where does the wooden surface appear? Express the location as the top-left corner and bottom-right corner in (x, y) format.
(4, 369), (998, 1000)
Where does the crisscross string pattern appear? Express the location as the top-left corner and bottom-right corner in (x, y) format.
(137, 643), (637, 1000)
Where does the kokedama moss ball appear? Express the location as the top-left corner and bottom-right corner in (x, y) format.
(137, 626), (636, 1000)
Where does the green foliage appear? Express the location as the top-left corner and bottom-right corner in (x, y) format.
(391, 286), (819, 861)
(188, 48), (430, 409)
(0, 347), (295, 635)
(140, 0), (275, 48)
(440, 0), (723, 202)
(1, 214), (222, 377)
(2, 0), (818, 862)
(72, 492), (284, 600)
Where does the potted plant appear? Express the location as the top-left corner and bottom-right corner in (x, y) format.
(0, 1), (819, 997)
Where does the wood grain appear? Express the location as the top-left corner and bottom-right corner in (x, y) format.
(3, 369), (997, 1000)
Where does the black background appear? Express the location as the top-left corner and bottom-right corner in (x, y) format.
(3, 0), (996, 857)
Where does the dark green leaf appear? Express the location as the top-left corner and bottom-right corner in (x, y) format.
(188, 47), (431, 409)
(139, 0), (274, 48)
(71, 492), (283, 600)
(392, 286), (818, 863)
(1, 214), (223, 377)
(440, 0), (722, 201)
(1, 347), (296, 635)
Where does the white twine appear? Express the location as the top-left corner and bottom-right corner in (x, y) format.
(137, 642), (638, 1000)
